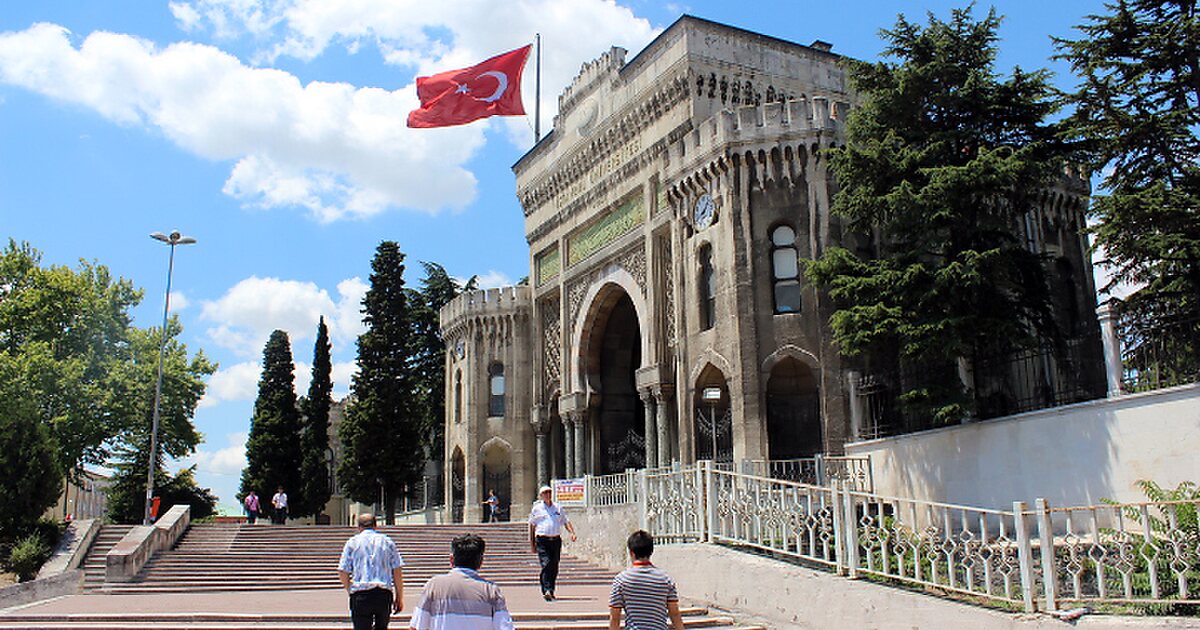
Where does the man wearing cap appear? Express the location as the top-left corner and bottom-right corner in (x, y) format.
(528, 485), (576, 601)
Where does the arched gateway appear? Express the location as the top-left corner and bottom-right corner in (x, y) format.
(436, 16), (1102, 524)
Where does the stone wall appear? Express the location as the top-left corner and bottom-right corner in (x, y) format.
(559, 503), (641, 572)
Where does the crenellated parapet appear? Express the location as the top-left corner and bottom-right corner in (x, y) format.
(556, 47), (627, 125)
(440, 286), (532, 343)
(665, 97), (849, 198)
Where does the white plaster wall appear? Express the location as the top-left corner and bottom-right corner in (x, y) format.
(846, 384), (1200, 510)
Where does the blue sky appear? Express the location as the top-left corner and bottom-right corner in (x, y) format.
(0, 0), (1108, 513)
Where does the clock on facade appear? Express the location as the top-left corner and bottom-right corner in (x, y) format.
(455, 340), (466, 359)
(693, 193), (715, 229)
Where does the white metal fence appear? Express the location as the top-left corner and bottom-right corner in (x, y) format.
(638, 462), (1200, 613)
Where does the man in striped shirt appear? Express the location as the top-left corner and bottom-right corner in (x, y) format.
(409, 534), (514, 630)
(608, 530), (685, 630)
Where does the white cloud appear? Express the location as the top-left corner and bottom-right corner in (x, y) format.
(200, 275), (365, 358)
(179, 431), (247, 480)
(474, 270), (513, 289)
(1, 4), (657, 221)
(331, 360), (356, 398)
(0, 23), (485, 221)
(170, 290), (191, 311)
(199, 360), (260, 407)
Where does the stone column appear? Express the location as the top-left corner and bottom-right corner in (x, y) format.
(655, 387), (673, 466)
(563, 416), (576, 478)
(573, 411), (587, 477)
(1097, 303), (1125, 397)
(535, 431), (548, 487)
(640, 389), (658, 469)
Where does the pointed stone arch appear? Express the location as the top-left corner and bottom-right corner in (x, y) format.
(570, 265), (650, 394)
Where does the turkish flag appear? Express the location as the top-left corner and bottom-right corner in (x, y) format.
(407, 45), (531, 128)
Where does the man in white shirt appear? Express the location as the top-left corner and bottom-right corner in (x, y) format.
(528, 485), (576, 601)
(272, 486), (289, 524)
(339, 513), (405, 630)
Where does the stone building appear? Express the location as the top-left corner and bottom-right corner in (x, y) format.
(439, 16), (1103, 523)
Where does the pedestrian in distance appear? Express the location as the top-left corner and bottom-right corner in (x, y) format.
(272, 486), (288, 524)
(338, 513), (405, 630)
(608, 530), (685, 630)
(482, 489), (499, 523)
(528, 485), (576, 601)
(243, 490), (260, 525)
(409, 533), (514, 630)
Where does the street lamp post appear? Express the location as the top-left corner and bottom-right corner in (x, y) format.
(144, 230), (196, 525)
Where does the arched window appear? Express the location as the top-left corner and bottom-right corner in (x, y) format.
(699, 245), (716, 330)
(771, 224), (802, 313)
(454, 370), (463, 423)
(488, 363), (505, 417)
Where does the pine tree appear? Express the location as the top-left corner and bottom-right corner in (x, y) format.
(240, 330), (302, 519)
(1055, 0), (1200, 322)
(412, 262), (461, 468)
(338, 242), (423, 524)
(297, 316), (333, 519)
(807, 7), (1068, 423)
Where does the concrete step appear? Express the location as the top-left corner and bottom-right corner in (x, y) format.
(0, 610), (759, 629)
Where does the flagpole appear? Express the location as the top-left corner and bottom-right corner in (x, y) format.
(534, 33), (541, 143)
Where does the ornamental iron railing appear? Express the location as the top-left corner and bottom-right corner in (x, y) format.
(638, 462), (1200, 613)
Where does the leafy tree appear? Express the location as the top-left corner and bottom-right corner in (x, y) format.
(1055, 0), (1200, 322)
(339, 242), (423, 524)
(0, 240), (141, 477)
(240, 330), (303, 518)
(411, 262), (463, 466)
(104, 322), (215, 523)
(297, 317), (333, 519)
(807, 7), (1068, 423)
(0, 355), (63, 537)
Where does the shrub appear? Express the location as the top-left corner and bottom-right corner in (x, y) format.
(7, 534), (50, 582)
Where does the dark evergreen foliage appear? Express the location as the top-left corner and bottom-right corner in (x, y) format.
(1056, 0), (1200, 322)
(240, 330), (303, 519)
(297, 316), (333, 518)
(807, 7), (1069, 423)
(412, 262), (462, 465)
(338, 242), (424, 524)
(0, 387), (63, 537)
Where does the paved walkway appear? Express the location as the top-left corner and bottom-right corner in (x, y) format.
(6, 584), (618, 616)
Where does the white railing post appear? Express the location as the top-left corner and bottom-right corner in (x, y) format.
(584, 474), (593, 508)
(1097, 303), (1125, 397)
(842, 481), (860, 578)
(1014, 501), (1036, 612)
(638, 470), (648, 531)
(626, 468), (636, 504)
(1036, 498), (1058, 612)
(831, 481), (846, 575)
(703, 460), (716, 543)
(815, 453), (827, 486)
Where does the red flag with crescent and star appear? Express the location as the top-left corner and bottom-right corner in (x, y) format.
(407, 44), (531, 128)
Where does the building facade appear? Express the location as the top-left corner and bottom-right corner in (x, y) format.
(439, 16), (1103, 523)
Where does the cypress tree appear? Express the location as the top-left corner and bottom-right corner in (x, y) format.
(240, 330), (302, 519)
(0, 378), (62, 536)
(297, 316), (333, 519)
(412, 262), (461, 467)
(338, 242), (423, 524)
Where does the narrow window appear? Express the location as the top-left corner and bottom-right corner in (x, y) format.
(454, 370), (463, 423)
(699, 245), (716, 330)
(488, 363), (505, 417)
(771, 225), (802, 313)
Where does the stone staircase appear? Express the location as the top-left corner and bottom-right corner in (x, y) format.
(0, 609), (756, 628)
(1, 522), (762, 629)
(100, 522), (614, 593)
(80, 524), (135, 591)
